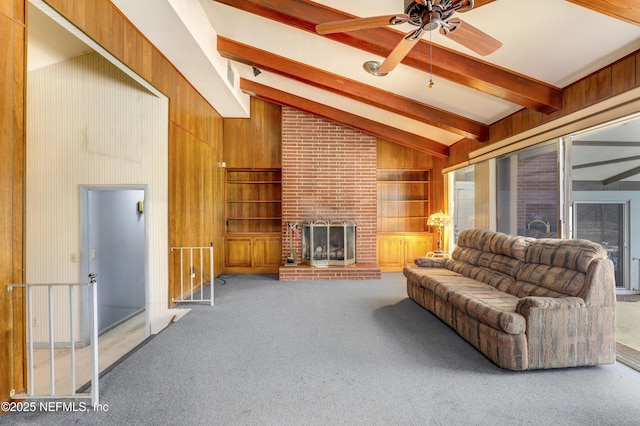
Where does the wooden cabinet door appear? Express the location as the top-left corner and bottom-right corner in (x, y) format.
(225, 235), (281, 273)
(404, 236), (433, 265)
(225, 237), (252, 268)
(253, 236), (282, 268)
(377, 236), (405, 268)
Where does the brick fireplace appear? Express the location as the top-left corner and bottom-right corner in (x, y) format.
(279, 107), (381, 280)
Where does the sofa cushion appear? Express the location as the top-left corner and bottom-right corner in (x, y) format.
(414, 257), (447, 268)
(507, 280), (568, 298)
(410, 270), (525, 335)
(403, 267), (462, 295)
(450, 245), (482, 266)
(450, 232), (529, 278)
(515, 263), (586, 297)
(484, 232), (531, 261)
(428, 275), (485, 301)
(456, 229), (491, 250)
(446, 284), (526, 335)
(477, 252), (525, 278)
(525, 238), (608, 273)
(450, 264), (511, 288)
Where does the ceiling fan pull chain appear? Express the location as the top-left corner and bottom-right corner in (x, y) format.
(429, 14), (434, 88)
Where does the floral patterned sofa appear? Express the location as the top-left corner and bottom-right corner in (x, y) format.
(403, 229), (616, 370)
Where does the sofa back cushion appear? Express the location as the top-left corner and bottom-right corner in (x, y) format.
(476, 253), (524, 278)
(484, 232), (531, 261)
(451, 230), (608, 299)
(524, 238), (608, 273)
(511, 267), (585, 297)
(455, 228), (490, 251)
(450, 230), (531, 278)
(514, 238), (608, 297)
(453, 263), (516, 293)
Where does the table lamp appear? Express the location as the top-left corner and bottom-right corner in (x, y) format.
(427, 210), (451, 253)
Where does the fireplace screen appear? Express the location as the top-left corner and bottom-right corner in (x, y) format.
(302, 220), (356, 266)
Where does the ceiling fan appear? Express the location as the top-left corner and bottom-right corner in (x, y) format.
(316, 0), (502, 76)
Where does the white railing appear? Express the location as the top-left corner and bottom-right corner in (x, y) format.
(8, 273), (99, 406)
(171, 243), (214, 306)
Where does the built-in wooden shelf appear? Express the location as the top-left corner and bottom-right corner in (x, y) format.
(225, 169), (282, 234)
(225, 169), (282, 273)
(377, 169), (430, 233)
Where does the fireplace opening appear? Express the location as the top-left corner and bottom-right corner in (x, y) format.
(302, 220), (356, 266)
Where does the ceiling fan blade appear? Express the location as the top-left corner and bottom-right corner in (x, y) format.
(316, 14), (409, 35)
(439, 18), (502, 56)
(377, 29), (423, 74)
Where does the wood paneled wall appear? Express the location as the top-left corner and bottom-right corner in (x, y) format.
(37, 0), (226, 302)
(1, 0), (26, 407)
(447, 50), (640, 169)
(223, 98), (281, 168)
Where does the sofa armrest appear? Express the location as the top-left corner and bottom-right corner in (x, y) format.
(414, 257), (447, 268)
(515, 295), (614, 369)
(516, 296), (585, 314)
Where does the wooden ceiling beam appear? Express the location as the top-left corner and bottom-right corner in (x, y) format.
(240, 79), (450, 158)
(211, 0), (562, 114)
(567, 0), (640, 27)
(218, 36), (488, 141)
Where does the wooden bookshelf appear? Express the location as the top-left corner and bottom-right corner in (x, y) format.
(226, 169), (282, 234)
(377, 169), (430, 233)
(377, 169), (434, 271)
(225, 169), (282, 273)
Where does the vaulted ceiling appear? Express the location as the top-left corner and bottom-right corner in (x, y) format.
(70, 1), (640, 158)
(104, 0), (640, 158)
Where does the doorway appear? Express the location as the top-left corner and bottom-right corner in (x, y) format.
(82, 187), (147, 335)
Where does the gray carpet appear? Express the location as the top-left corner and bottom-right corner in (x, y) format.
(4, 272), (640, 425)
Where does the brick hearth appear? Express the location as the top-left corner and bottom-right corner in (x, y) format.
(279, 107), (381, 280)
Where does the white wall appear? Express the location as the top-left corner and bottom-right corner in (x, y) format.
(573, 191), (640, 291)
(27, 52), (185, 342)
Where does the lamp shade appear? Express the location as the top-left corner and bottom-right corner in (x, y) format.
(427, 211), (451, 227)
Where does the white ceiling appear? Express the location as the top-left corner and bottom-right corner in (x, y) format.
(105, 0), (640, 148)
(28, 0), (640, 182)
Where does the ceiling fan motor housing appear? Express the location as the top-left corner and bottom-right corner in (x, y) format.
(404, 0), (473, 30)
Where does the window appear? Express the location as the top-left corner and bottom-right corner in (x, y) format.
(496, 142), (559, 238)
(450, 165), (475, 244)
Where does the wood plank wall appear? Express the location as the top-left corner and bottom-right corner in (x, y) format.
(447, 51), (640, 169)
(39, 0), (226, 303)
(223, 98), (282, 168)
(0, 0), (26, 406)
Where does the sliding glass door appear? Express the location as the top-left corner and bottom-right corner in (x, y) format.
(573, 201), (627, 289)
(496, 142), (559, 238)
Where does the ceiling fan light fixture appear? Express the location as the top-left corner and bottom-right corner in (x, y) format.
(320, 0), (501, 76)
(363, 60), (388, 77)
